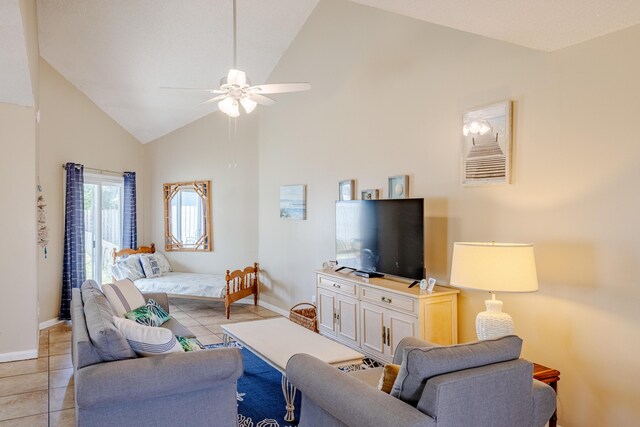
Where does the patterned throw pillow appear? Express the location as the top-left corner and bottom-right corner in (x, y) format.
(176, 336), (204, 352)
(113, 316), (184, 357)
(125, 299), (171, 327)
(102, 280), (147, 318)
(153, 252), (172, 273)
(140, 254), (162, 278)
(115, 255), (145, 281)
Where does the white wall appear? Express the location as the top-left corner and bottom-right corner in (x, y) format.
(0, 103), (38, 360)
(257, 1), (640, 426)
(37, 59), (144, 323)
(143, 112), (259, 274)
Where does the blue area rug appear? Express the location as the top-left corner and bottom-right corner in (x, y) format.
(206, 343), (301, 427)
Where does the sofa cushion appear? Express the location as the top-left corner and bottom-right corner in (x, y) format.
(80, 281), (137, 362)
(102, 279), (147, 317)
(113, 316), (184, 357)
(161, 318), (196, 339)
(125, 298), (171, 327)
(390, 335), (522, 406)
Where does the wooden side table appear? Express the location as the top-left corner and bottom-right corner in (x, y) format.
(533, 363), (560, 427)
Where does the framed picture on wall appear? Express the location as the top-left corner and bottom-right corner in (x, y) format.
(280, 185), (306, 220)
(361, 189), (379, 200)
(339, 179), (355, 201)
(461, 100), (513, 186)
(388, 175), (409, 199)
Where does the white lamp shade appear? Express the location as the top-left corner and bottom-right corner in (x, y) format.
(218, 97), (240, 117)
(450, 242), (538, 293)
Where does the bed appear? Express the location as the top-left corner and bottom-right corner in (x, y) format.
(112, 243), (259, 319)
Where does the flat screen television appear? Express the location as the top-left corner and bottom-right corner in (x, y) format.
(335, 199), (424, 280)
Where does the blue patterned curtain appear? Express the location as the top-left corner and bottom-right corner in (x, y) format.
(60, 162), (85, 320)
(123, 172), (137, 249)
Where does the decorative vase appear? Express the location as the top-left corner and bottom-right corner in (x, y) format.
(475, 298), (514, 340)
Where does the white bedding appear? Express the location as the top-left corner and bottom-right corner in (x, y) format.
(133, 272), (227, 299)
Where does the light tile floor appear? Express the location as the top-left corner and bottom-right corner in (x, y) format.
(0, 299), (281, 426)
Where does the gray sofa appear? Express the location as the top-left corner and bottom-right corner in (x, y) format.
(71, 284), (243, 427)
(286, 336), (557, 427)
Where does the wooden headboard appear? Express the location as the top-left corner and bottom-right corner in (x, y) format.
(112, 243), (156, 264)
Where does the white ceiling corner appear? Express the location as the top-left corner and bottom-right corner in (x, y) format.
(349, 0), (640, 52)
(36, 0), (319, 143)
(0, 0), (34, 107)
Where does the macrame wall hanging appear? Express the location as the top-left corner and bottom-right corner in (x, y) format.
(37, 184), (49, 258)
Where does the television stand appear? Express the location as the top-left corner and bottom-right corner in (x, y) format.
(353, 271), (384, 279)
(335, 266), (357, 273)
(408, 280), (420, 288)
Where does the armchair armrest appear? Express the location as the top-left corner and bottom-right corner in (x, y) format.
(76, 347), (242, 409)
(286, 354), (434, 427)
(532, 379), (557, 427)
(142, 292), (170, 313)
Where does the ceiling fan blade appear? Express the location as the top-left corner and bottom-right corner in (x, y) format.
(227, 69), (247, 86)
(249, 93), (276, 106)
(200, 95), (228, 105)
(160, 86), (218, 92)
(249, 83), (311, 94)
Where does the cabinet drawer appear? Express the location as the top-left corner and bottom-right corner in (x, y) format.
(317, 275), (357, 296)
(361, 287), (417, 315)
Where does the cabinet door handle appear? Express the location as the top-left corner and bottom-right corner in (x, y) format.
(381, 296), (392, 304)
(386, 327), (391, 346)
(333, 283), (341, 289)
(382, 326), (386, 345)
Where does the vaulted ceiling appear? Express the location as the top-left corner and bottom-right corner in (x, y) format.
(18, 0), (640, 143)
(0, 0), (34, 107)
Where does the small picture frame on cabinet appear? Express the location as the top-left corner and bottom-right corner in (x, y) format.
(339, 179), (355, 201)
(388, 175), (409, 199)
(361, 189), (379, 200)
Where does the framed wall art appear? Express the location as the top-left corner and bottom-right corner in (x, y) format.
(361, 189), (379, 200)
(280, 185), (306, 220)
(461, 100), (513, 186)
(339, 179), (355, 201)
(388, 175), (409, 199)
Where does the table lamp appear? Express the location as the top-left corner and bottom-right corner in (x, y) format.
(450, 242), (538, 340)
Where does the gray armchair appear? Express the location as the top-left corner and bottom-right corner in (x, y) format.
(286, 336), (556, 427)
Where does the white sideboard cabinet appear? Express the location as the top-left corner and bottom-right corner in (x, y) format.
(315, 269), (459, 363)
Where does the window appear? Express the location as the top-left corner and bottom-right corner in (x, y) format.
(84, 174), (124, 284)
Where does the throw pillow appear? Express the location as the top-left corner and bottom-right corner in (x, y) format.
(114, 255), (145, 281)
(102, 279), (147, 317)
(140, 254), (162, 278)
(80, 281), (137, 362)
(125, 298), (171, 327)
(176, 336), (204, 352)
(153, 252), (172, 273)
(378, 364), (401, 394)
(111, 264), (125, 281)
(113, 316), (184, 357)
(390, 335), (523, 406)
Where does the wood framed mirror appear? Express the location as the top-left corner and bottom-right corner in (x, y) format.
(163, 180), (212, 252)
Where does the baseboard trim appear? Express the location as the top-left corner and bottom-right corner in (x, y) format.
(0, 349), (38, 363)
(258, 300), (289, 317)
(39, 318), (64, 330)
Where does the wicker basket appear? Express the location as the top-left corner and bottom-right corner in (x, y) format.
(289, 303), (318, 333)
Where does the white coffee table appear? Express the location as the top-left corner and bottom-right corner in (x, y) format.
(222, 317), (364, 422)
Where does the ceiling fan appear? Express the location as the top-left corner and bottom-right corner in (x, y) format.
(162, 0), (311, 118)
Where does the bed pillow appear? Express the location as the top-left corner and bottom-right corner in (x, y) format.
(113, 316), (184, 357)
(153, 252), (172, 273)
(125, 298), (171, 327)
(114, 255), (145, 281)
(102, 279), (147, 317)
(140, 254), (162, 278)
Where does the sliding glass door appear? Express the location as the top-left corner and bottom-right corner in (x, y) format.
(84, 174), (124, 284)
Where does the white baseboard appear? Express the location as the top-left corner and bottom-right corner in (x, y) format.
(39, 318), (64, 330)
(0, 349), (38, 363)
(258, 300), (289, 317)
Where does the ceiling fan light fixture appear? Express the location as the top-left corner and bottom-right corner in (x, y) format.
(240, 96), (257, 114)
(218, 97), (240, 117)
